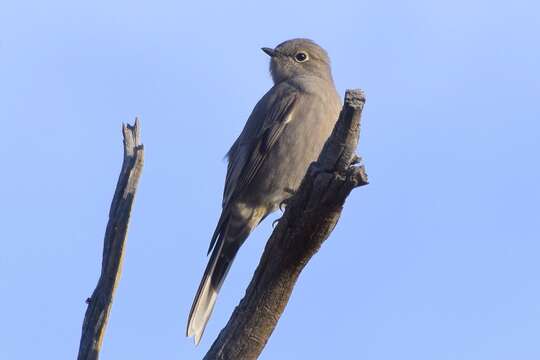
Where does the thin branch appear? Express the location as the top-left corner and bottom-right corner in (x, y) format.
(204, 89), (368, 360)
(77, 119), (144, 360)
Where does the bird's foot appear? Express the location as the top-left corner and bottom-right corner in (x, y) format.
(279, 188), (296, 212)
(351, 154), (363, 166)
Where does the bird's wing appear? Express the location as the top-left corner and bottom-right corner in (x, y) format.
(223, 83), (299, 206)
(206, 84), (299, 255)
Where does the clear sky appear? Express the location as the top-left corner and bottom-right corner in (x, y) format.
(1, 0), (539, 359)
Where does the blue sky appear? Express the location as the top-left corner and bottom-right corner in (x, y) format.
(1, 0), (539, 359)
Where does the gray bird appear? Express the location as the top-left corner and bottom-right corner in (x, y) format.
(187, 38), (342, 345)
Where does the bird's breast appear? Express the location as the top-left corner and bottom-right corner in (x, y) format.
(241, 91), (341, 211)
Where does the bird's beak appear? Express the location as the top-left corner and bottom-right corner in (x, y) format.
(261, 47), (276, 57)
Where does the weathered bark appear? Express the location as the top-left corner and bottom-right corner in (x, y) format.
(204, 89), (368, 360)
(77, 119), (144, 360)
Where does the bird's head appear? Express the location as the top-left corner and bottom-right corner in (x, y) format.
(262, 39), (333, 84)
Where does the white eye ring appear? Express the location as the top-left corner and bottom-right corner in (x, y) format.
(294, 52), (309, 62)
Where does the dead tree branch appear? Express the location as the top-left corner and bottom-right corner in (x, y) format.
(204, 89), (368, 360)
(77, 119), (144, 360)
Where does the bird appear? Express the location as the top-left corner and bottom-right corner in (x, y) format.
(186, 38), (342, 345)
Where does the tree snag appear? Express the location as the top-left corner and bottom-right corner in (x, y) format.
(77, 119), (144, 360)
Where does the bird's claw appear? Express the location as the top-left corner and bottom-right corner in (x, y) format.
(279, 199), (288, 212)
(279, 188), (296, 212)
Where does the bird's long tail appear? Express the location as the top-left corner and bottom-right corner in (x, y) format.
(185, 239), (236, 345)
(187, 208), (261, 345)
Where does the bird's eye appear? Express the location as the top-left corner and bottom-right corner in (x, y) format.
(294, 52), (308, 62)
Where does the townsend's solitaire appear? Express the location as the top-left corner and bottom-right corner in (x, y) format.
(187, 39), (342, 344)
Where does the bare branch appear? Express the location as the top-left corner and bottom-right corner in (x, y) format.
(77, 119), (144, 360)
(204, 89), (368, 360)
